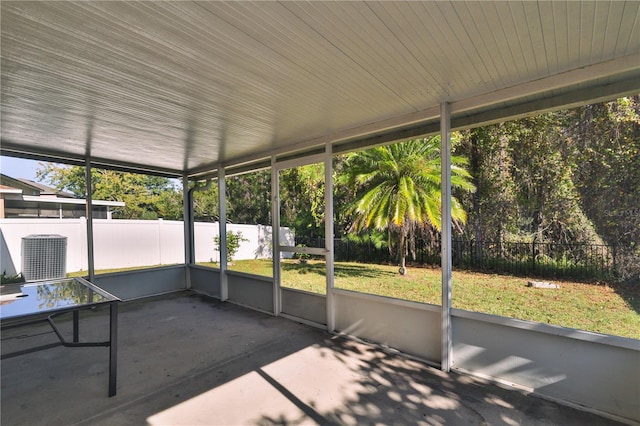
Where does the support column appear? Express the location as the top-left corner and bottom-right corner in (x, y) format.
(271, 156), (281, 316)
(182, 174), (192, 288)
(324, 144), (335, 332)
(108, 301), (118, 397)
(85, 158), (95, 282)
(218, 167), (228, 301)
(440, 102), (453, 372)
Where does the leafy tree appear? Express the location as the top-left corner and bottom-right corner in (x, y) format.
(453, 99), (637, 279)
(190, 171), (271, 225)
(191, 183), (219, 222)
(279, 163), (325, 243)
(157, 190), (184, 221)
(226, 170), (271, 225)
(339, 137), (475, 274)
(36, 164), (182, 220)
(456, 115), (602, 246)
(455, 126), (518, 256)
(567, 96), (640, 278)
(505, 115), (586, 244)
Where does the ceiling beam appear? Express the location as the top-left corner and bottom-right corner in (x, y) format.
(450, 53), (640, 116)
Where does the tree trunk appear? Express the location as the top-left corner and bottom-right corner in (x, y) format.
(398, 231), (407, 275)
(470, 131), (483, 261)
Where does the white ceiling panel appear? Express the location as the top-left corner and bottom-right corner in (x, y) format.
(1, 1), (639, 176)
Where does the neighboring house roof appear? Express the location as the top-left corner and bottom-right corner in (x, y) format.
(0, 174), (40, 196)
(0, 174), (124, 208)
(1, 173), (76, 198)
(16, 177), (75, 198)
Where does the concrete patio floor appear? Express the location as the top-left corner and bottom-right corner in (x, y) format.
(1, 291), (625, 425)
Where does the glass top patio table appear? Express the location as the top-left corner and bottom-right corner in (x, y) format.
(0, 277), (120, 323)
(0, 276), (120, 397)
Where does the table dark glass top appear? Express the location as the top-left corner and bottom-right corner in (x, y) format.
(0, 277), (119, 321)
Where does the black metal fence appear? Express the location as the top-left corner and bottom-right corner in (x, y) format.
(327, 237), (617, 280)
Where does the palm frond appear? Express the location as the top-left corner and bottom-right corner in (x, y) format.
(341, 136), (474, 236)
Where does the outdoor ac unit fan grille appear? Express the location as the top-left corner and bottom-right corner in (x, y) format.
(21, 235), (67, 281)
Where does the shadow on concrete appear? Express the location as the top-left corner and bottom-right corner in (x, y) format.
(254, 336), (624, 426)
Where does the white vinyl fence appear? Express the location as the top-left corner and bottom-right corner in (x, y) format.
(0, 219), (293, 276)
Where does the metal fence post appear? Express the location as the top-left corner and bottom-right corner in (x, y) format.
(612, 243), (617, 278)
(531, 239), (536, 273)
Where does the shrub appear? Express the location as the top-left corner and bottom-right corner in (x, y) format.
(1, 271), (25, 284)
(214, 231), (249, 263)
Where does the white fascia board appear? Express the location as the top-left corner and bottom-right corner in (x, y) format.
(0, 188), (23, 194)
(21, 195), (125, 207)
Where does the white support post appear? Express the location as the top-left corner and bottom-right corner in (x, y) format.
(218, 167), (228, 301)
(271, 156), (281, 316)
(182, 174), (192, 288)
(85, 158), (95, 282)
(325, 143), (335, 332)
(441, 102), (453, 372)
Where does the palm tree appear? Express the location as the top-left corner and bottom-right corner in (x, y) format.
(339, 137), (475, 274)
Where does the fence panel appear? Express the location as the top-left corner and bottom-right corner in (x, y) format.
(1, 218), (615, 280)
(1, 219), (87, 275)
(332, 237), (615, 280)
(1, 219), (291, 275)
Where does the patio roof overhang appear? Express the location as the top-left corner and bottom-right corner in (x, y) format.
(1, 1), (639, 177)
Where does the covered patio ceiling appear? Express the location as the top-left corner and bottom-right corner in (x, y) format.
(1, 1), (639, 177)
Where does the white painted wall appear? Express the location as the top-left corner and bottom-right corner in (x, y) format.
(333, 289), (442, 363)
(0, 219), (292, 274)
(451, 310), (640, 423)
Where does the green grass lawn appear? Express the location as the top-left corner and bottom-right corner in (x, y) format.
(219, 259), (640, 340)
(72, 259), (639, 339)
(67, 265), (163, 277)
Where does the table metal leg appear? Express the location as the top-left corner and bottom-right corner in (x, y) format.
(73, 310), (79, 343)
(108, 301), (118, 397)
